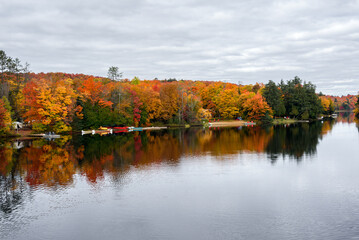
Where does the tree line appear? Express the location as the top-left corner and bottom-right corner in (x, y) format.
(0, 50), (356, 134)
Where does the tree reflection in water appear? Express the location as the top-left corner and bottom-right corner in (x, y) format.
(265, 121), (335, 162)
(0, 120), (342, 213)
(0, 142), (28, 215)
(337, 111), (355, 123)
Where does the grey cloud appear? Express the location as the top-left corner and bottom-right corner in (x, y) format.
(0, 0), (358, 95)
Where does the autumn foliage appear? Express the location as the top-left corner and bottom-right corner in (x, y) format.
(241, 92), (273, 121)
(323, 94), (357, 111)
(15, 73), (347, 131)
(5, 72), (356, 133)
(78, 77), (113, 108)
(23, 78), (78, 132)
(0, 97), (12, 134)
(319, 96), (335, 115)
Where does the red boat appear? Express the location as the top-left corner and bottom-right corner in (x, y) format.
(113, 129), (128, 133)
(112, 127), (129, 130)
(110, 126), (129, 133)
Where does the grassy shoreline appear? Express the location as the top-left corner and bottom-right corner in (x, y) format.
(272, 119), (300, 125)
(272, 118), (312, 125)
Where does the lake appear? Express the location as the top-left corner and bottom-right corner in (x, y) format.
(1, 114), (359, 240)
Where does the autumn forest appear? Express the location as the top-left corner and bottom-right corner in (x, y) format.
(0, 50), (358, 135)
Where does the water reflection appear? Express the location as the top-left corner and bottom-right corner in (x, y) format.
(1, 117), (359, 240)
(0, 120), (340, 217)
(1, 121), (336, 191)
(336, 111), (355, 123)
(0, 142), (26, 215)
(266, 121), (335, 161)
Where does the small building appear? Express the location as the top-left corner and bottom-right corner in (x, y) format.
(12, 121), (23, 130)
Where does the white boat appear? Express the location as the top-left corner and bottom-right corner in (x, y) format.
(43, 133), (60, 139)
(81, 130), (93, 135)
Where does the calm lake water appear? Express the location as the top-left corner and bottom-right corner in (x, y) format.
(1, 114), (359, 240)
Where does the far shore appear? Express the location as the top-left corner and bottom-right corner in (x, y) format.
(1, 117), (332, 140)
(209, 118), (309, 127)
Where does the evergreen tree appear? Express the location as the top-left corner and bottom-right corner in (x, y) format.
(280, 76), (321, 119)
(0, 50), (7, 83)
(262, 80), (286, 116)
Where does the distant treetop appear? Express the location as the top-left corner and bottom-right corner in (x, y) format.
(107, 66), (122, 81)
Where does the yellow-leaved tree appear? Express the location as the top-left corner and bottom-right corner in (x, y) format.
(23, 78), (79, 133)
(159, 83), (180, 122)
(214, 87), (240, 119)
(0, 96), (12, 135)
(319, 96), (334, 115)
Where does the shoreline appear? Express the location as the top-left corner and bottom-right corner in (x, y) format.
(0, 117), (337, 141)
(208, 120), (249, 127)
(272, 119), (304, 125)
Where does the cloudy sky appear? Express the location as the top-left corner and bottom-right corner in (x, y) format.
(1, 0), (359, 95)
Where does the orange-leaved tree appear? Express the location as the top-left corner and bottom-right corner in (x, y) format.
(239, 91), (273, 121)
(76, 77), (119, 128)
(199, 82), (223, 117)
(319, 96), (334, 115)
(77, 77), (113, 108)
(131, 84), (162, 125)
(23, 78), (79, 133)
(197, 108), (212, 120)
(159, 83), (180, 122)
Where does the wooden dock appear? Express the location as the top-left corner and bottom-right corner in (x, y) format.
(81, 126), (167, 136)
(142, 127), (167, 131)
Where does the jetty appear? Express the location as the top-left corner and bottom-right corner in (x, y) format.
(81, 126), (167, 136)
(142, 126), (167, 131)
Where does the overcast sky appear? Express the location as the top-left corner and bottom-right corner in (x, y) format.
(1, 0), (359, 95)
